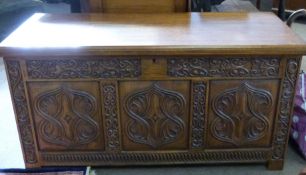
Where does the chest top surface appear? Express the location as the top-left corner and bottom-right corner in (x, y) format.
(0, 12), (306, 56)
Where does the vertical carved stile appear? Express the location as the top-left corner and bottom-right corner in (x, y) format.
(272, 57), (301, 160)
(191, 81), (206, 148)
(6, 60), (38, 165)
(101, 82), (120, 151)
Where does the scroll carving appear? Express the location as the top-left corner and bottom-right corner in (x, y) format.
(211, 82), (272, 145)
(168, 57), (280, 77)
(191, 82), (206, 148)
(272, 58), (300, 160)
(124, 83), (186, 149)
(6, 60), (37, 164)
(34, 86), (99, 147)
(27, 58), (141, 79)
(101, 83), (120, 151)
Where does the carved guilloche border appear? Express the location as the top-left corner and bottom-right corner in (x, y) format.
(41, 150), (270, 163)
(5, 60), (38, 166)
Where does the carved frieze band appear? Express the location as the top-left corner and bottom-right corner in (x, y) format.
(6, 61), (37, 164)
(168, 57), (280, 77)
(101, 82), (120, 151)
(26, 58), (141, 79)
(191, 82), (206, 148)
(272, 57), (300, 160)
(42, 150), (269, 162)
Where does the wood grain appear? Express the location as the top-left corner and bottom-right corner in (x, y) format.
(0, 13), (306, 56)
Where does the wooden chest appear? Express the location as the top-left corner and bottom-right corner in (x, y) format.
(1, 13), (306, 170)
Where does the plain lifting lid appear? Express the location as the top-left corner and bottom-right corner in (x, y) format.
(0, 12), (306, 56)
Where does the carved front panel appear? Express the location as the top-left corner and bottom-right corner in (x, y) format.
(207, 80), (279, 148)
(27, 82), (104, 151)
(119, 81), (190, 150)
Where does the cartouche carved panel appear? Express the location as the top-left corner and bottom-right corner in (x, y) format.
(101, 82), (120, 151)
(120, 81), (190, 150)
(35, 86), (99, 147)
(272, 58), (301, 160)
(207, 80), (279, 148)
(26, 58), (141, 79)
(6, 60), (38, 165)
(124, 83), (186, 148)
(168, 57), (280, 77)
(191, 81), (206, 149)
(28, 82), (104, 151)
(211, 82), (272, 145)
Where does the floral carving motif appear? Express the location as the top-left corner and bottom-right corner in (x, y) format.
(34, 86), (99, 147)
(168, 57), (280, 77)
(211, 82), (272, 145)
(124, 83), (186, 149)
(101, 83), (120, 151)
(27, 58), (141, 79)
(191, 82), (206, 148)
(272, 58), (300, 160)
(6, 60), (37, 164)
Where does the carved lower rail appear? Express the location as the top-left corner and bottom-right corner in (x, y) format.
(42, 150), (270, 163)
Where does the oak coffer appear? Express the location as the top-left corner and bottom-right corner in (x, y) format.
(1, 12), (306, 170)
